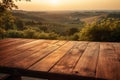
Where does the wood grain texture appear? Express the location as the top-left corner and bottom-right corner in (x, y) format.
(0, 39), (21, 49)
(7, 40), (63, 69)
(0, 38), (20, 44)
(112, 43), (120, 80)
(0, 39), (119, 80)
(73, 42), (100, 77)
(0, 40), (47, 66)
(0, 39), (34, 54)
(29, 41), (75, 72)
(50, 42), (88, 74)
(1, 40), (52, 66)
(96, 43), (118, 80)
(0, 40), (43, 60)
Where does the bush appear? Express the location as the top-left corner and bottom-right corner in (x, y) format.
(79, 18), (120, 42)
(23, 29), (40, 39)
(71, 33), (79, 40)
(0, 12), (17, 30)
(6, 30), (24, 38)
(0, 28), (6, 39)
(66, 27), (79, 36)
(57, 36), (66, 40)
(48, 32), (59, 39)
(39, 32), (49, 39)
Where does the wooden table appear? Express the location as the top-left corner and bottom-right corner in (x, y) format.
(0, 38), (119, 80)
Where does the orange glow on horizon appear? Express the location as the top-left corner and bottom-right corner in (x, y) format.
(15, 0), (120, 11)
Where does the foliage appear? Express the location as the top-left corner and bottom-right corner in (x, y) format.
(6, 29), (24, 38)
(0, 12), (17, 30)
(0, 28), (6, 39)
(15, 17), (25, 30)
(107, 13), (120, 19)
(0, 0), (30, 12)
(66, 27), (79, 36)
(79, 18), (120, 42)
(23, 29), (59, 39)
(1, 17), (120, 42)
(71, 33), (79, 40)
(1, 3), (120, 42)
(0, 0), (17, 12)
(48, 32), (59, 39)
(23, 29), (40, 39)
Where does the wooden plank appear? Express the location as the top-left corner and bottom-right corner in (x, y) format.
(0, 38), (35, 52)
(27, 40), (58, 51)
(10, 40), (66, 69)
(0, 39), (22, 49)
(110, 43), (120, 80)
(113, 43), (120, 61)
(0, 40), (59, 68)
(0, 40), (45, 61)
(0, 39), (34, 57)
(0, 40), (52, 64)
(0, 38), (22, 44)
(0, 38), (15, 44)
(96, 43), (118, 80)
(0, 39), (119, 80)
(73, 42), (100, 78)
(29, 41), (75, 72)
(0, 39), (34, 52)
(50, 42), (88, 74)
(15, 40), (44, 51)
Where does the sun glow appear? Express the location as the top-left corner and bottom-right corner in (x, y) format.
(50, 0), (59, 5)
(15, 0), (120, 11)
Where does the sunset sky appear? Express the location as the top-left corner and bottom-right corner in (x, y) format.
(15, 0), (120, 11)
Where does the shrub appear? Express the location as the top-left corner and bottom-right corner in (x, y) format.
(79, 18), (120, 42)
(48, 32), (59, 39)
(38, 32), (49, 39)
(71, 33), (79, 40)
(38, 32), (59, 40)
(57, 36), (66, 40)
(23, 29), (40, 39)
(66, 27), (79, 36)
(0, 28), (6, 39)
(6, 30), (24, 38)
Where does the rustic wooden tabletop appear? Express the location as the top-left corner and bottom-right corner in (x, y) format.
(0, 38), (119, 80)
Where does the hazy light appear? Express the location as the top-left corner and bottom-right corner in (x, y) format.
(50, 0), (59, 5)
(15, 0), (120, 11)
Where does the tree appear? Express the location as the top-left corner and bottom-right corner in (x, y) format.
(1, 12), (16, 30)
(67, 28), (79, 36)
(79, 18), (120, 42)
(0, 0), (30, 12)
(15, 17), (25, 30)
(0, 0), (30, 39)
(0, 0), (17, 12)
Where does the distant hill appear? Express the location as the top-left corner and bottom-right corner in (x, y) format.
(12, 10), (112, 24)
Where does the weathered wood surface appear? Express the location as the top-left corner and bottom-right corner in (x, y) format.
(0, 38), (119, 80)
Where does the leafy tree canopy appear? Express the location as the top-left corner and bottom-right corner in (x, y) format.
(0, 0), (30, 12)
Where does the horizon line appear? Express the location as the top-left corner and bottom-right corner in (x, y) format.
(13, 9), (120, 12)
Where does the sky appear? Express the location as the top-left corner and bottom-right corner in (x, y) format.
(15, 0), (120, 11)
